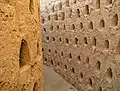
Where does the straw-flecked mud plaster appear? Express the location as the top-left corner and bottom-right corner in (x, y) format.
(0, 0), (44, 91)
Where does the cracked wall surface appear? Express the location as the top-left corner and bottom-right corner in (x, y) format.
(0, 0), (43, 91)
(41, 0), (120, 90)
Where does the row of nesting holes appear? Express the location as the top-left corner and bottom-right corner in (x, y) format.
(43, 49), (83, 63)
(45, 36), (110, 49)
(43, 14), (118, 31)
(46, 36), (120, 54)
(43, 0), (113, 22)
(47, 57), (113, 80)
(44, 49), (112, 81)
(43, 56), (83, 79)
(83, 37), (110, 49)
(83, 38), (120, 54)
(42, 12), (65, 23)
(51, 0), (112, 12)
(44, 55), (113, 89)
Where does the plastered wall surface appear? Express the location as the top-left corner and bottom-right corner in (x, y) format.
(42, 0), (120, 90)
(0, 0), (43, 91)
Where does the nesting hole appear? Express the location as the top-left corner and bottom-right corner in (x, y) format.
(73, 0), (76, 4)
(53, 37), (55, 42)
(72, 68), (75, 74)
(65, 65), (67, 70)
(57, 25), (59, 30)
(59, 37), (62, 42)
(63, 24), (66, 30)
(55, 50), (57, 54)
(19, 39), (30, 68)
(86, 57), (89, 64)
(54, 14), (58, 20)
(111, 14), (118, 26)
(77, 55), (81, 61)
(42, 48), (44, 52)
(69, 9), (72, 18)
(57, 61), (60, 66)
(98, 87), (102, 91)
(92, 37), (97, 46)
(96, 61), (101, 71)
(48, 49), (51, 53)
(65, 38), (69, 44)
(42, 17), (45, 23)
(61, 12), (65, 20)
(85, 5), (89, 14)
(104, 40), (109, 49)
(51, 25), (53, 31)
(77, 9), (80, 17)
(80, 22), (83, 29)
(72, 24), (75, 30)
(69, 53), (72, 58)
(100, 20), (105, 28)
(52, 6), (54, 12)
(75, 38), (78, 45)
(84, 37), (88, 44)
(48, 15), (50, 21)
(106, 68), (113, 81)
(89, 78), (92, 86)
(61, 52), (64, 56)
(80, 73), (83, 79)
(46, 36), (49, 40)
(117, 40), (120, 54)
(45, 58), (47, 62)
(96, 0), (100, 9)
(44, 28), (46, 32)
(21, 84), (26, 91)
(51, 60), (54, 65)
(88, 22), (93, 29)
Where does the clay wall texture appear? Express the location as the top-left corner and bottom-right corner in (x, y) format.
(0, 0), (43, 91)
(42, 0), (120, 91)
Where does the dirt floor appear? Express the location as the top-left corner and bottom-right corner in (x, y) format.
(44, 65), (77, 91)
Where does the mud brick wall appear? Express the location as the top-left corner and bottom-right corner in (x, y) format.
(0, 0), (43, 91)
(42, 0), (120, 90)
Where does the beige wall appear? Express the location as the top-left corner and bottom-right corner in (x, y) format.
(0, 0), (43, 91)
(42, 0), (120, 91)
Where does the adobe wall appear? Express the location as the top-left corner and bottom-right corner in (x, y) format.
(0, 0), (43, 91)
(42, 0), (120, 90)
